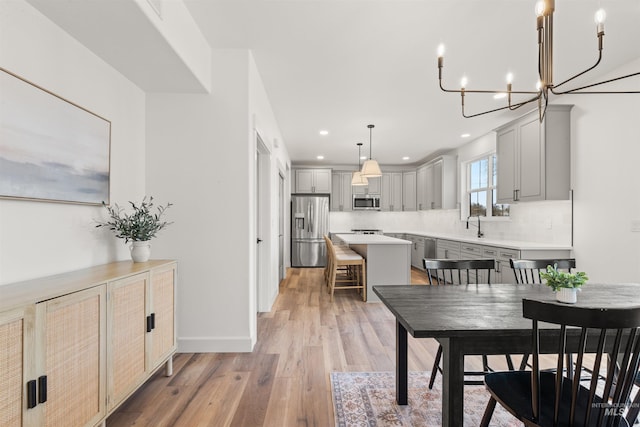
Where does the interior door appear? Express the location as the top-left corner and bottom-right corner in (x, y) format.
(278, 172), (285, 281)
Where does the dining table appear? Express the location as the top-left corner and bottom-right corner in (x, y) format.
(372, 282), (640, 427)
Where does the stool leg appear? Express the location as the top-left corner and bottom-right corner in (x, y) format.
(330, 261), (337, 302)
(361, 260), (366, 301)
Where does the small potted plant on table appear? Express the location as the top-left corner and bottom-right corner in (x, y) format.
(539, 264), (589, 304)
(96, 196), (172, 262)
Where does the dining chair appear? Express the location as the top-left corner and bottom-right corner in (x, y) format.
(480, 299), (640, 427)
(422, 258), (515, 388)
(511, 258), (576, 371)
(510, 258), (576, 285)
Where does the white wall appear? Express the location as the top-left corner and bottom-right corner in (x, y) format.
(567, 58), (640, 283)
(248, 53), (292, 313)
(0, 0), (146, 285)
(146, 49), (290, 353)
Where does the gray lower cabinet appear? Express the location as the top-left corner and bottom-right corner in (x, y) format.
(435, 238), (571, 284)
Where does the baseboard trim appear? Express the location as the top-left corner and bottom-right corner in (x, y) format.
(177, 336), (255, 353)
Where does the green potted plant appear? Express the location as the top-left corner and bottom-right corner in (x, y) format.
(96, 196), (172, 262)
(539, 264), (588, 304)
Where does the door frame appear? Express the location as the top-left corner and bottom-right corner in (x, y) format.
(255, 133), (272, 313)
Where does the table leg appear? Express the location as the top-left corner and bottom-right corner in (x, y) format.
(396, 319), (408, 405)
(441, 338), (464, 427)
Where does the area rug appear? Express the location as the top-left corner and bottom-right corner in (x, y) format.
(330, 371), (521, 426)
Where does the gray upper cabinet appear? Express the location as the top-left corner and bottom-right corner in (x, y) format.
(496, 105), (572, 203)
(416, 155), (456, 210)
(402, 171), (417, 211)
(331, 172), (352, 212)
(380, 173), (403, 211)
(295, 169), (332, 193)
(416, 166), (428, 211)
(352, 176), (381, 195)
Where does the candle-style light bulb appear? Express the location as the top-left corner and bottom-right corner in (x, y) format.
(595, 8), (606, 33)
(460, 76), (468, 89)
(437, 44), (445, 69)
(536, 80), (543, 91)
(535, 1), (545, 17)
(506, 73), (514, 85)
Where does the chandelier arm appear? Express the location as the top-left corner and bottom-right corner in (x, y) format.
(552, 50), (603, 90)
(440, 70), (537, 95)
(441, 82), (538, 95)
(461, 96), (540, 119)
(550, 71), (640, 95)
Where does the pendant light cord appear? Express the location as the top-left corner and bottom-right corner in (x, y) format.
(368, 124), (375, 159)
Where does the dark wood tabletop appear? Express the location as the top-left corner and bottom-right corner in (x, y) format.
(373, 282), (640, 338)
(372, 282), (640, 427)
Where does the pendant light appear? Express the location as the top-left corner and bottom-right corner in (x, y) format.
(361, 124), (382, 177)
(351, 143), (369, 186)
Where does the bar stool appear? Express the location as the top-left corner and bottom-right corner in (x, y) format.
(325, 237), (366, 302)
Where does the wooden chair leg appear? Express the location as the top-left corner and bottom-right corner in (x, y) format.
(479, 397), (497, 427)
(429, 344), (443, 389)
(505, 354), (515, 371)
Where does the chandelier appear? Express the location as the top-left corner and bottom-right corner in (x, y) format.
(437, 0), (640, 121)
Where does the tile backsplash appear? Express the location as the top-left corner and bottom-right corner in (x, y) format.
(330, 200), (572, 245)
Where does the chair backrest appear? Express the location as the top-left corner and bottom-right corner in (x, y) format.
(523, 299), (640, 426)
(422, 258), (495, 285)
(510, 259), (576, 284)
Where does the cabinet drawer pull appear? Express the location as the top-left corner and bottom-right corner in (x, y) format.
(38, 375), (47, 404)
(27, 380), (37, 409)
(146, 315), (153, 333)
(485, 250), (496, 255)
(150, 313), (156, 330)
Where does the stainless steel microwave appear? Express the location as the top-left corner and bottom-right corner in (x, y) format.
(353, 194), (381, 210)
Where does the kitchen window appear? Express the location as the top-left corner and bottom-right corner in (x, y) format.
(467, 154), (510, 217)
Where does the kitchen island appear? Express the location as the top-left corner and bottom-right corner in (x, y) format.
(333, 234), (412, 302)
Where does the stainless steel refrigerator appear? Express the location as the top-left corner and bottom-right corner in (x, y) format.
(291, 194), (329, 267)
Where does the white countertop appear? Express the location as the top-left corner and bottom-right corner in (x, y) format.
(333, 233), (411, 245)
(332, 231), (572, 251)
(388, 231), (572, 251)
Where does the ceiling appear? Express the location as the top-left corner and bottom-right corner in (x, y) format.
(182, 0), (640, 166)
(27, 0), (640, 166)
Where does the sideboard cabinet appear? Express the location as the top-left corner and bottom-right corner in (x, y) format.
(0, 260), (177, 427)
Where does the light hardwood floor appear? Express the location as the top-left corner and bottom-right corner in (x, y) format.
(105, 267), (468, 426)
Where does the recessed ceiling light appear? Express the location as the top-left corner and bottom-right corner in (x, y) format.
(316, 155), (324, 160)
(319, 130), (329, 136)
(461, 133), (471, 138)
(493, 93), (507, 100)
(402, 156), (410, 161)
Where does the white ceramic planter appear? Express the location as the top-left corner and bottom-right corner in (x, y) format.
(556, 287), (577, 304)
(130, 241), (151, 262)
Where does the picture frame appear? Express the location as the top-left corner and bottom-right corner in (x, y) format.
(0, 67), (111, 205)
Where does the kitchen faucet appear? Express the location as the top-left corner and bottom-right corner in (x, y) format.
(466, 215), (484, 238)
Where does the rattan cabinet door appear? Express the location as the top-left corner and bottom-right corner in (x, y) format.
(107, 273), (148, 411)
(0, 306), (37, 427)
(148, 264), (176, 371)
(38, 286), (106, 427)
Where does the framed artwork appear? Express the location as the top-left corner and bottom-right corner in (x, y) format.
(0, 68), (111, 205)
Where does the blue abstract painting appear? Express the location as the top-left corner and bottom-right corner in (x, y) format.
(0, 68), (110, 205)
